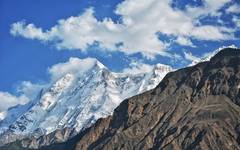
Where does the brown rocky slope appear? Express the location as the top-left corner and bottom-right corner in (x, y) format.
(2, 48), (240, 150)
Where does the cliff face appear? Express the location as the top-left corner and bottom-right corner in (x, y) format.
(2, 48), (240, 150)
(38, 48), (240, 150)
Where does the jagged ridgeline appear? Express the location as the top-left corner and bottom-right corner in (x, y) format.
(2, 48), (240, 150)
(0, 58), (172, 148)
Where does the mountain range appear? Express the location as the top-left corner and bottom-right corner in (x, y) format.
(1, 48), (240, 150)
(36, 47), (240, 150)
(0, 58), (172, 148)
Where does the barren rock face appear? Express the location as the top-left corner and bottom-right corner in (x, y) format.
(72, 48), (240, 150)
(2, 48), (240, 150)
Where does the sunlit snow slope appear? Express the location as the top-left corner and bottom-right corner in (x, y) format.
(0, 58), (172, 143)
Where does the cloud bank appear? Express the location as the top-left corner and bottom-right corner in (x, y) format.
(10, 0), (237, 58)
(5, 0), (239, 118)
(0, 92), (29, 113)
(48, 57), (104, 81)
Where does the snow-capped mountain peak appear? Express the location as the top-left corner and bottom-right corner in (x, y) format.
(189, 45), (238, 66)
(0, 58), (172, 145)
(39, 73), (75, 110)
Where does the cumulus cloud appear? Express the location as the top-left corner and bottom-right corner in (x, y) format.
(16, 81), (46, 99)
(176, 36), (195, 47)
(0, 92), (29, 113)
(10, 0), (235, 58)
(226, 4), (240, 14)
(48, 57), (103, 81)
(232, 15), (240, 28)
(186, 0), (230, 17)
(183, 51), (200, 62)
(10, 21), (47, 40)
(0, 80), (46, 120)
(122, 60), (154, 74)
(48, 57), (162, 79)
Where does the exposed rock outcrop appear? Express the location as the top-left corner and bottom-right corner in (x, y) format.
(2, 48), (240, 150)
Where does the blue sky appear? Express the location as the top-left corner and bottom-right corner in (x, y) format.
(0, 0), (240, 98)
(0, 0), (123, 92)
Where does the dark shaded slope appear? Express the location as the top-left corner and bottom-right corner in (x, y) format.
(42, 48), (240, 150)
(2, 48), (240, 150)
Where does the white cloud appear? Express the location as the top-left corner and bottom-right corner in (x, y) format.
(16, 81), (46, 99)
(10, 21), (47, 40)
(186, 0), (230, 17)
(226, 4), (240, 14)
(0, 92), (29, 113)
(233, 16), (240, 28)
(183, 51), (200, 62)
(49, 57), (156, 78)
(48, 57), (103, 81)
(176, 36), (195, 47)
(10, 0), (234, 57)
(122, 60), (154, 74)
(0, 81), (45, 120)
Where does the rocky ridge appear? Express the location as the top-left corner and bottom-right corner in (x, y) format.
(37, 47), (240, 150)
